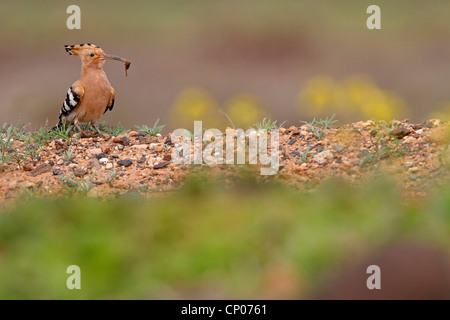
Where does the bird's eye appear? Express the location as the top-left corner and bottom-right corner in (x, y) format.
(90, 53), (95, 57)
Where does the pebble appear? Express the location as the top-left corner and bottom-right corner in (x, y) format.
(137, 155), (146, 164)
(113, 135), (130, 146)
(73, 168), (87, 177)
(132, 144), (148, 150)
(92, 158), (101, 170)
(313, 150), (334, 165)
(65, 180), (77, 187)
(105, 163), (113, 169)
(362, 120), (375, 128)
(154, 161), (170, 169)
(409, 174), (419, 181)
(333, 144), (344, 152)
(7, 181), (18, 191)
(53, 169), (63, 176)
(408, 167), (419, 173)
(117, 159), (133, 167)
(390, 127), (411, 139)
(96, 153), (108, 160)
(99, 158), (109, 164)
(404, 161), (413, 167)
(288, 138), (297, 146)
(28, 163), (52, 177)
(89, 148), (103, 156)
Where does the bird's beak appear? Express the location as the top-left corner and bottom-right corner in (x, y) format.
(103, 54), (131, 77)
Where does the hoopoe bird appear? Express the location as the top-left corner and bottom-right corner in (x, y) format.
(52, 43), (131, 134)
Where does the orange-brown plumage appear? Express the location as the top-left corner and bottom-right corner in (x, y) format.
(53, 44), (130, 134)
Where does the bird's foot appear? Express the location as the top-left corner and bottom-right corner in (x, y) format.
(80, 131), (96, 139)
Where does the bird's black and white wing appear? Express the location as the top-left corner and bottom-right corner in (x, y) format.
(104, 87), (115, 114)
(53, 82), (84, 129)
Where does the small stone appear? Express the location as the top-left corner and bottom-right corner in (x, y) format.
(404, 161), (413, 167)
(113, 134), (130, 146)
(89, 148), (103, 156)
(22, 163), (33, 171)
(117, 145), (124, 151)
(132, 144), (149, 150)
(408, 167), (419, 173)
(163, 153), (172, 161)
(288, 139), (296, 146)
(362, 120), (375, 128)
(333, 144), (344, 152)
(53, 169), (63, 176)
(409, 174), (419, 181)
(55, 140), (66, 151)
(65, 180), (77, 188)
(101, 145), (111, 154)
(390, 127), (411, 139)
(128, 131), (139, 137)
(92, 158), (101, 170)
(117, 159), (133, 167)
(137, 155), (146, 164)
(154, 161), (171, 169)
(314, 145), (324, 153)
(313, 150), (334, 165)
(73, 168), (87, 177)
(96, 153), (108, 160)
(7, 181), (18, 191)
(29, 163), (52, 177)
(105, 163), (113, 169)
(99, 158), (109, 164)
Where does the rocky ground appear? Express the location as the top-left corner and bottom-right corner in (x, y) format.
(1, 119), (450, 202)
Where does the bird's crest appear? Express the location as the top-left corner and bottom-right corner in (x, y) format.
(64, 43), (130, 76)
(64, 43), (103, 57)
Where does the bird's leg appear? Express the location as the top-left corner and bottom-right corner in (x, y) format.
(74, 120), (83, 134)
(93, 123), (106, 138)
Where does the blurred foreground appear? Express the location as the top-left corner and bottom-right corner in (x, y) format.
(0, 174), (449, 299)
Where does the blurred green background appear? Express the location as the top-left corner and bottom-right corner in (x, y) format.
(1, 1), (450, 131)
(0, 175), (449, 299)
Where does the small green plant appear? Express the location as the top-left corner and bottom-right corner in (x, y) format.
(251, 118), (286, 131)
(51, 123), (72, 141)
(32, 127), (54, 145)
(62, 146), (76, 162)
(316, 114), (338, 130)
(17, 184), (42, 201)
(298, 142), (314, 163)
(0, 124), (17, 165)
(61, 171), (96, 195)
(300, 115), (338, 140)
(103, 163), (120, 187)
(136, 119), (165, 136)
(98, 122), (129, 136)
(374, 136), (408, 158)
